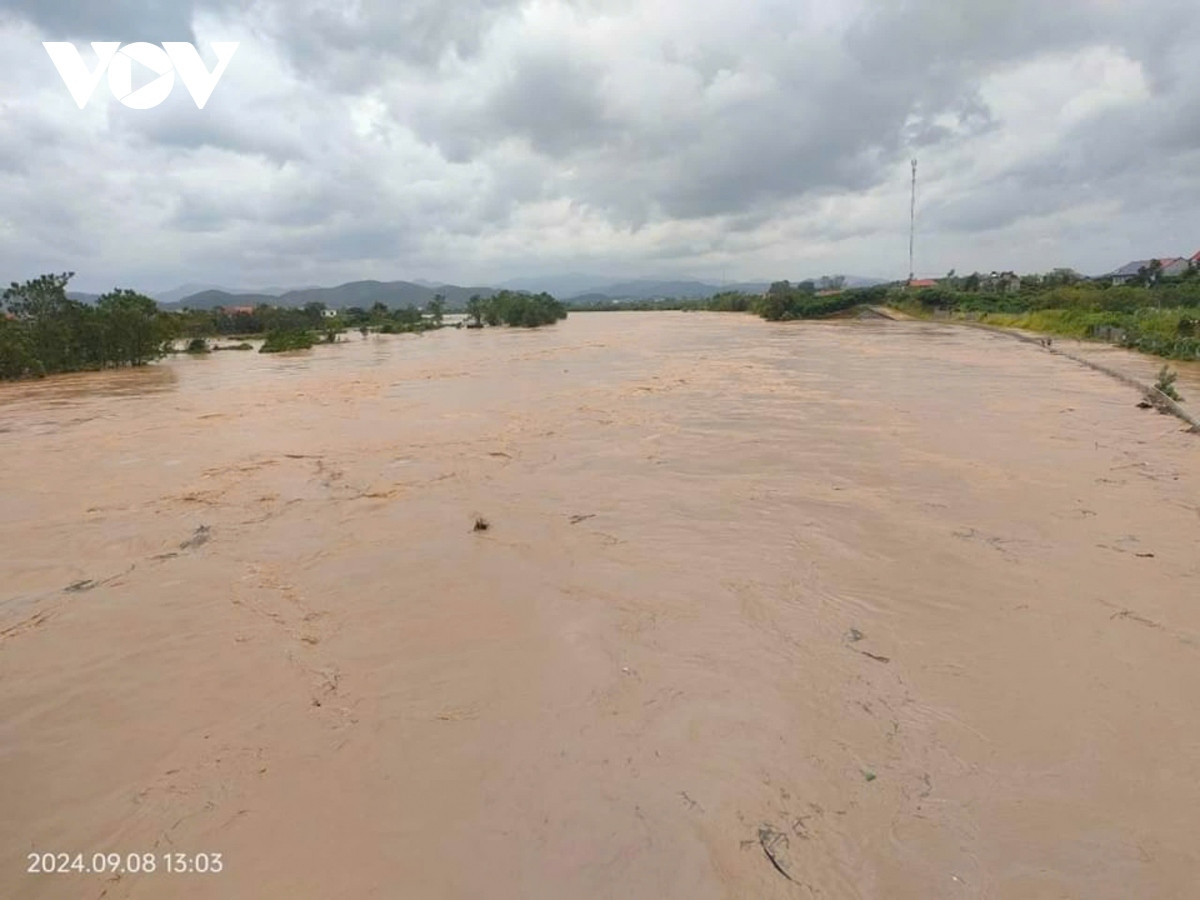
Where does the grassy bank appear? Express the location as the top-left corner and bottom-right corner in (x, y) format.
(666, 276), (1200, 364)
(978, 308), (1199, 360)
(894, 305), (1200, 362)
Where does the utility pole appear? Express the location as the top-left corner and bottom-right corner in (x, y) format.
(908, 158), (918, 284)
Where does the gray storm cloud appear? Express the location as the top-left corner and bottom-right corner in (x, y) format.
(0, 0), (1198, 291)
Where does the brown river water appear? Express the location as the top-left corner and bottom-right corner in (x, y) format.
(1, 312), (1197, 899)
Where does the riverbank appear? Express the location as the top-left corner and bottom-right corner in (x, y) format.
(878, 309), (1200, 432)
(889, 303), (1200, 361)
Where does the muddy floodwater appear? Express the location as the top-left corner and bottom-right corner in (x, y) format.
(1, 312), (1198, 899)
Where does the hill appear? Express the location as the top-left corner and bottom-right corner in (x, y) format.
(163, 275), (890, 310)
(561, 276), (884, 302)
(169, 281), (500, 311)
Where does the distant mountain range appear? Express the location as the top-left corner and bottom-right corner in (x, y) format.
(79, 274), (889, 310)
(567, 280), (772, 303)
(504, 274), (886, 300)
(499, 273), (622, 297)
(152, 283), (324, 304)
(162, 281), (501, 311)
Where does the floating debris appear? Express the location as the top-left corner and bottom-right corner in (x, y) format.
(757, 826), (797, 884)
(179, 525), (211, 550)
(857, 650), (891, 664)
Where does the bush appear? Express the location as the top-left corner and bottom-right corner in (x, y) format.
(260, 330), (316, 353)
(745, 284), (885, 321)
(1155, 366), (1184, 402)
(477, 291), (568, 328)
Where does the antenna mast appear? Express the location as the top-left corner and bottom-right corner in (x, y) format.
(908, 158), (918, 284)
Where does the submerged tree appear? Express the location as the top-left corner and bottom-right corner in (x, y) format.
(476, 291), (567, 328)
(96, 289), (172, 367)
(466, 294), (485, 327)
(0, 274), (172, 378)
(428, 294), (446, 325)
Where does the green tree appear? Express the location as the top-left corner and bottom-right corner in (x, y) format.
(302, 302), (326, 326)
(260, 330), (316, 353)
(483, 296), (501, 326)
(466, 294), (485, 326)
(428, 294), (446, 325)
(754, 281), (801, 321)
(1135, 259), (1164, 288)
(2, 272), (82, 372)
(0, 316), (39, 378)
(0, 274), (172, 376)
(96, 289), (171, 366)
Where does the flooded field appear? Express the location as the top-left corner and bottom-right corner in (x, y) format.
(1, 311), (1197, 899)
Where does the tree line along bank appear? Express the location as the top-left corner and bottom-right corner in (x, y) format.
(0, 275), (568, 380)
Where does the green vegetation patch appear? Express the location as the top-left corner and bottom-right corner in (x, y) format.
(467, 291), (568, 328)
(260, 330), (316, 353)
(1, 273), (174, 380)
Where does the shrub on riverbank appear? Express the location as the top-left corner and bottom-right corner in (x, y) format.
(1155, 366), (1184, 401)
(738, 283), (890, 321)
(973, 308), (1200, 361)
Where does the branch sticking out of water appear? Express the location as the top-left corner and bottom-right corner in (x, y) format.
(758, 826), (797, 883)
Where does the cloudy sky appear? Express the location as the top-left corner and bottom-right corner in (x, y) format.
(1, 0), (1198, 294)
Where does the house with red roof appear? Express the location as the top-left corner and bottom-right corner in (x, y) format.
(907, 278), (939, 289)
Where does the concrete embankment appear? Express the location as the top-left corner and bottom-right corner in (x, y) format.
(879, 308), (1200, 433)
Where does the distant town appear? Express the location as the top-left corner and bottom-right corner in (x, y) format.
(906, 250), (1200, 294)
